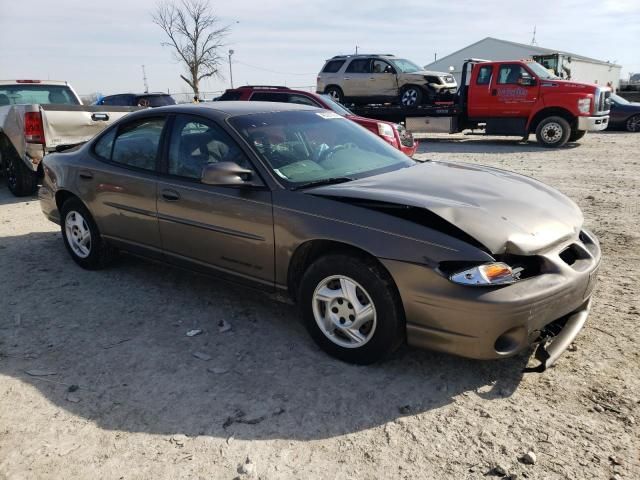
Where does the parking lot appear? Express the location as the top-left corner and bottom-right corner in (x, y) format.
(0, 132), (638, 479)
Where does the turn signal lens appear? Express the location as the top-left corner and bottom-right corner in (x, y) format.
(450, 262), (517, 286)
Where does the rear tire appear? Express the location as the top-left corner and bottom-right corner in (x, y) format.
(324, 86), (344, 104)
(60, 197), (113, 270)
(569, 130), (587, 142)
(626, 114), (640, 132)
(2, 147), (38, 196)
(535, 116), (571, 148)
(299, 254), (404, 364)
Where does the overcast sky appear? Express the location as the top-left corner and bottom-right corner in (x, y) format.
(1, 0), (638, 97)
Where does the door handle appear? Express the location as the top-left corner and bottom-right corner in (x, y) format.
(79, 170), (93, 180)
(344, 77), (351, 80)
(491, 89), (497, 96)
(161, 189), (180, 201)
(91, 112), (110, 121)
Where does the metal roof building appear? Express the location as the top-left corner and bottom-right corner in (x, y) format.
(426, 37), (622, 88)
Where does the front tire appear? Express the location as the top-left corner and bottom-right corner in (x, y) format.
(400, 86), (423, 107)
(626, 114), (640, 132)
(535, 116), (571, 147)
(60, 197), (113, 270)
(299, 254), (404, 364)
(569, 129), (587, 142)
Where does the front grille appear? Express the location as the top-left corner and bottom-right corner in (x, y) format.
(594, 88), (611, 115)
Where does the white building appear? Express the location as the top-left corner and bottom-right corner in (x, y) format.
(426, 37), (622, 89)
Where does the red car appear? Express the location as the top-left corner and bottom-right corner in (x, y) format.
(218, 86), (418, 156)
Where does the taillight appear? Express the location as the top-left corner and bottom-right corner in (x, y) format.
(25, 112), (45, 144)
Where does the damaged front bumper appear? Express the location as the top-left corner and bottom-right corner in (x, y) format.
(382, 230), (601, 369)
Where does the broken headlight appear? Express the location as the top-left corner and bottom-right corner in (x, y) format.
(449, 262), (518, 286)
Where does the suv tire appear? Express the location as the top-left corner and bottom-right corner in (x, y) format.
(535, 116), (571, 147)
(299, 254), (404, 364)
(324, 86), (344, 104)
(400, 86), (423, 107)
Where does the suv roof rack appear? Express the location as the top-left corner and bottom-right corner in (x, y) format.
(330, 54), (395, 59)
(237, 85), (290, 90)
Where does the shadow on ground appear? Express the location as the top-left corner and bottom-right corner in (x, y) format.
(416, 136), (582, 155)
(0, 182), (37, 206)
(0, 231), (528, 441)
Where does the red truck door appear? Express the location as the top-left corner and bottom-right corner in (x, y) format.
(467, 64), (495, 118)
(489, 63), (539, 117)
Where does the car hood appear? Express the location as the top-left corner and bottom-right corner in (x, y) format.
(308, 161), (583, 255)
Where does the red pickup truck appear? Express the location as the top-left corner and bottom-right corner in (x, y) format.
(349, 59), (612, 148)
(217, 86), (418, 156)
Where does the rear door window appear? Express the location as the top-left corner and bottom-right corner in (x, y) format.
(322, 60), (346, 73)
(108, 117), (166, 171)
(345, 59), (371, 73)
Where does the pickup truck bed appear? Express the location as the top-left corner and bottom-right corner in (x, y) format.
(0, 80), (137, 196)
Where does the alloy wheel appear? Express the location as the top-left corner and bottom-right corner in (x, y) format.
(65, 210), (92, 259)
(402, 88), (418, 106)
(312, 275), (377, 349)
(627, 115), (640, 132)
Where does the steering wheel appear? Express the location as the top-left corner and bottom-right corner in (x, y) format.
(318, 142), (358, 163)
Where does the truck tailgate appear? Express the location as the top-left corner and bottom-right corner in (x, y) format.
(40, 105), (139, 149)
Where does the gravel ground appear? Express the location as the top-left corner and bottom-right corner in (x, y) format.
(0, 131), (638, 480)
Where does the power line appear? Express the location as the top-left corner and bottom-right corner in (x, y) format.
(233, 59), (315, 76)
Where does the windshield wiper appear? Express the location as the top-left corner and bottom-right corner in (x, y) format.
(291, 177), (354, 191)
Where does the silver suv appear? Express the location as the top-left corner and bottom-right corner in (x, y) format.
(316, 54), (457, 107)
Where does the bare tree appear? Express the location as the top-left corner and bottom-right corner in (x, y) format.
(153, 0), (229, 96)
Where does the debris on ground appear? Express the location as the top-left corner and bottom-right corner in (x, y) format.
(25, 369), (57, 377)
(207, 367), (229, 375)
(192, 351), (212, 361)
(237, 457), (256, 476)
(65, 393), (81, 403)
(398, 405), (411, 414)
(67, 384), (79, 392)
(520, 451), (537, 465)
(170, 434), (188, 447)
(185, 329), (203, 337)
(218, 320), (232, 333)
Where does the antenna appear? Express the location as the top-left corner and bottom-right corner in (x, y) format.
(530, 26), (538, 46)
(142, 65), (149, 93)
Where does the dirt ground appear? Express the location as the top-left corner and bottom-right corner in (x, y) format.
(1, 131), (638, 480)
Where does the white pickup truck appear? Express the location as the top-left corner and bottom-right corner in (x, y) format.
(0, 80), (137, 196)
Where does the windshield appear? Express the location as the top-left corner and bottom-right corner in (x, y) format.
(228, 111), (414, 187)
(319, 94), (354, 116)
(390, 59), (422, 73)
(0, 84), (80, 105)
(610, 94), (630, 105)
(526, 62), (559, 80)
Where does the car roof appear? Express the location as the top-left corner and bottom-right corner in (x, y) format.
(137, 101), (320, 119)
(103, 92), (170, 97)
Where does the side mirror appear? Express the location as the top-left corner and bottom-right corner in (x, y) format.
(201, 162), (254, 186)
(518, 77), (536, 86)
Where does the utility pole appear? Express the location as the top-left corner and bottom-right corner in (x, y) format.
(530, 26), (538, 46)
(142, 65), (149, 93)
(355, 45), (359, 55)
(434, 52), (437, 62)
(228, 49), (235, 88)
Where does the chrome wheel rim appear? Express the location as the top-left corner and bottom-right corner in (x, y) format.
(541, 122), (563, 143)
(627, 115), (640, 132)
(402, 88), (418, 106)
(312, 275), (377, 349)
(65, 210), (92, 259)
